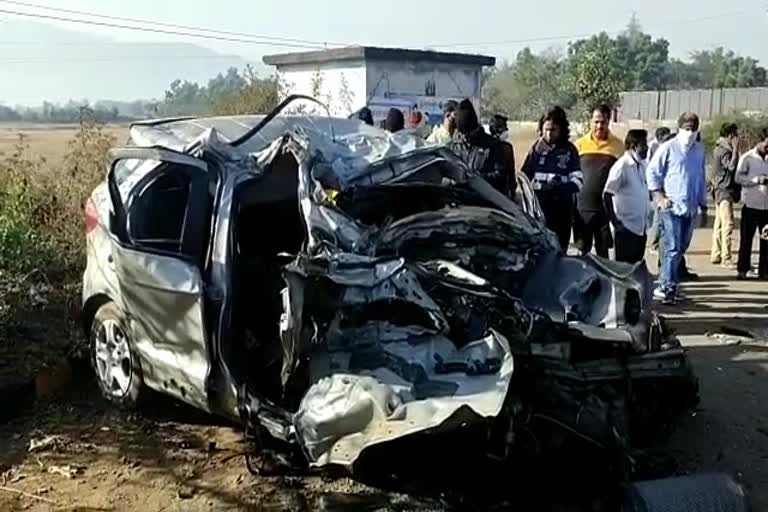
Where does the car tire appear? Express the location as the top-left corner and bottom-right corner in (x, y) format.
(90, 302), (145, 408)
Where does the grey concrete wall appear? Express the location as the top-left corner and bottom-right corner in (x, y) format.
(619, 88), (768, 122)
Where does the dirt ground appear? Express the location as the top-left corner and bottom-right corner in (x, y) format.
(655, 230), (768, 509)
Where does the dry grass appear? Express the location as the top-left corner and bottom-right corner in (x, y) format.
(0, 118), (122, 278)
(0, 123), (127, 167)
(0, 118), (121, 388)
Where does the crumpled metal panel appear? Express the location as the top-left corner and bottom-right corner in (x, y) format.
(279, 246), (520, 466)
(295, 330), (514, 467)
(273, 122), (678, 468)
(522, 252), (653, 352)
(130, 115), (383, 154)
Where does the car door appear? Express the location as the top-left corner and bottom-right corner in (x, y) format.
(106, 147), (212, 411)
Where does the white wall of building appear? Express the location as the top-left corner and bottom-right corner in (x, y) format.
(366, 60), (481, 123)
(276, 57), (484, 124)
(277, 61), (367, 117)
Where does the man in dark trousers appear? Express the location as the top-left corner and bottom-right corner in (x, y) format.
(574, 104), (624, 258)
(450, 99), (516, 198)
(735, 128), (768, 280)
(604, 130), (649, 264)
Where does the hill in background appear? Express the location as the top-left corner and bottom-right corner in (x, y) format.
(0, 20), (262, 106)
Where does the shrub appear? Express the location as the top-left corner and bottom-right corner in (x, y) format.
(0, 110), (115, 278)
(44, 111), (115, 273)
(0, 136), (56, 273)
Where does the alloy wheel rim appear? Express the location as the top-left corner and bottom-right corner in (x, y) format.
(94, 319), (132, 397)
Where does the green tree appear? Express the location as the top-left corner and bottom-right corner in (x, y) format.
(687, 48), (767, 88)
(566, 33), (625, 117)
(207, 67), (247, 102)
(665, 58), (703, 89)
(614, 15), (670, 90)
(162, 79), (209, 115)
(211, 66), (280, 115)
(483, 49), (574, 120)
(0, 105), (21, 122)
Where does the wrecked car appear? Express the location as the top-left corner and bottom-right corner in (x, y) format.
(82, 97), (697, 485)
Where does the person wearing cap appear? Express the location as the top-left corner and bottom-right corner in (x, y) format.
(450, 99), (516, 198)
(427, 100), (458, 145)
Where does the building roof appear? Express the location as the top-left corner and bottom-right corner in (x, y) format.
(263, 46), (496, 68)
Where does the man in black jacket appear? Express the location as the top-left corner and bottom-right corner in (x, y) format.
(710, 122), (740, 267)
(451, 99), (516, 198)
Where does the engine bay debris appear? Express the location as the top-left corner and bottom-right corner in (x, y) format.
(236, 125), (698, 491)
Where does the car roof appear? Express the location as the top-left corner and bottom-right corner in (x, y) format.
(129, 115), (382, 154)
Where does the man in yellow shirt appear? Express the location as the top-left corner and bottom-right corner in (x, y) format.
(573, 104), (624, 258)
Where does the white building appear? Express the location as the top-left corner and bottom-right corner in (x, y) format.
(263, 46), (495, 124)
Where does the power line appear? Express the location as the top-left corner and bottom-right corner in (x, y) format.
(0, 55), (256, 64)
(0, 0), (348, 47)
(0, 40), (248, 45)
(431, 10), (752, 48)
(0, 8), (327, 49)
(0, 2), (754, 58)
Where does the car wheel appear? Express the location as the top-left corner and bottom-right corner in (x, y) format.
(90, 302), (144, 407)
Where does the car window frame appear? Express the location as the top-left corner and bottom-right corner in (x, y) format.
(107, 146), (210, 267)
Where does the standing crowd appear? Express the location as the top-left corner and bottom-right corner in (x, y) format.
(352, 101), (768, 306)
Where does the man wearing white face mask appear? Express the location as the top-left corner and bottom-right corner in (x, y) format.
(604, 130), (650, 264)
(647, 112), (707, 305)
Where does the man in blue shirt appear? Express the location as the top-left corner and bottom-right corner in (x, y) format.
(647, 112), (707, 305)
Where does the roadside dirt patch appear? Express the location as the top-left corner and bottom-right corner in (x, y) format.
(1, 228), (766, 511)
(0, 273), (82, 421)
(0, 387), (383, 512)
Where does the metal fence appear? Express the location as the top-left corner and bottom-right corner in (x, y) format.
(618, 88), (768, 122)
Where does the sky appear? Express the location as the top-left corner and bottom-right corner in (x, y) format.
(0, 0), (763, 62)
(0, 0), (766, 104)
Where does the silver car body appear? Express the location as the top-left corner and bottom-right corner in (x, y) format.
(83, 110), (692, 470)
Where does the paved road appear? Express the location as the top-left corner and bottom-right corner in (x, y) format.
(651, 222), (768, 508)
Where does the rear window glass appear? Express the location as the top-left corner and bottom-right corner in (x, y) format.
(128, 171), (191, 253)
